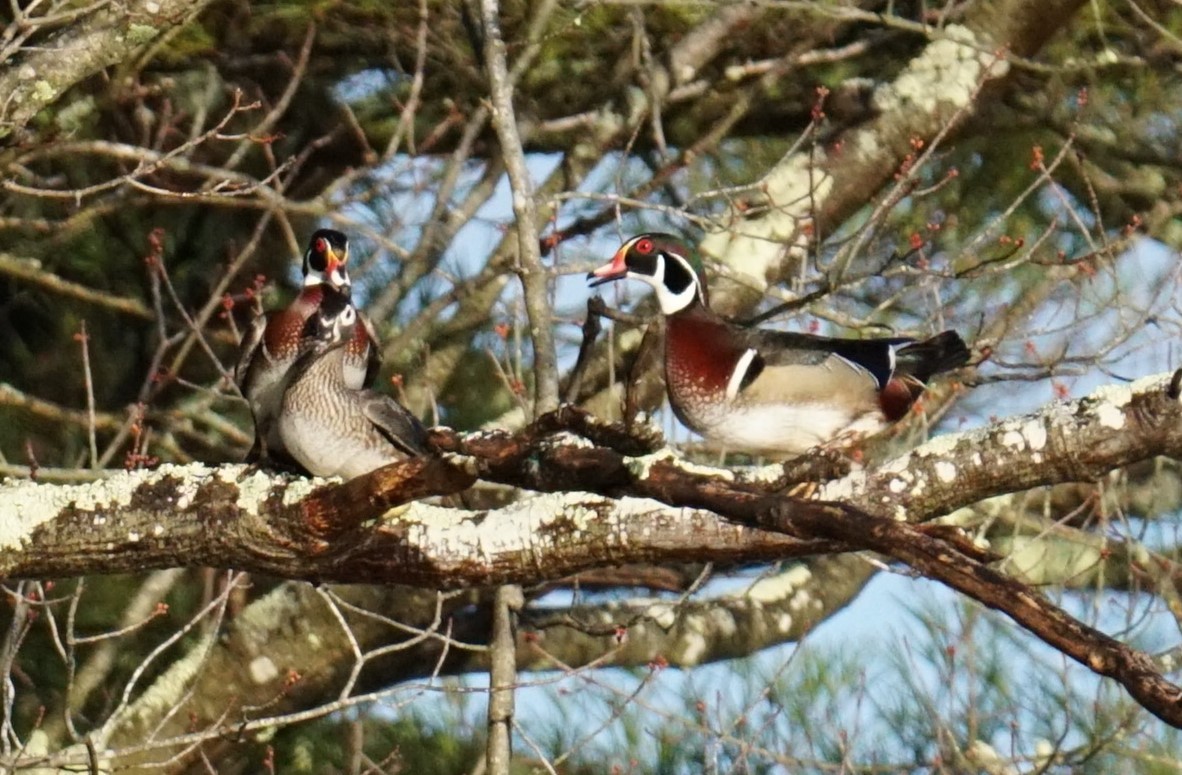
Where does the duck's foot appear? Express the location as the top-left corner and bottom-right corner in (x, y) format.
(766, 447), (854, 495)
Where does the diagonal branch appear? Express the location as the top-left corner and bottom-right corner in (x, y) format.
(772, 503), (1182, 728)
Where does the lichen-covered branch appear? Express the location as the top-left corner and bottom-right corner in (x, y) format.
(0, 0), (213, 139)
(3, 371), (1180, 587)
(512, 556), (875, 671)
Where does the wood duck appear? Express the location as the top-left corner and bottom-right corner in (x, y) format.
(589, 233), (971, 457)
(235, 229), (381, 466)
(276, 287), (427, 480)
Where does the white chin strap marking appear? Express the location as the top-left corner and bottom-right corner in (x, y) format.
(642, 254), (700, 315)
(303, 266), (351, 289)
(725, 348), (759, 400)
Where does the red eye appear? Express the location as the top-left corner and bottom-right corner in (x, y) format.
(315, 238), (328, 254)
(635, 238), (654, 254)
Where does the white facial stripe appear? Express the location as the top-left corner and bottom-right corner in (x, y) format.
(726, 348), (759, 400)
(643, 254), (699, 314)
(303, 265), (351, 289)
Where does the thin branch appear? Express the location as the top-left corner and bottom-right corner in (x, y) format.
(0, 253), (153, 319)
(479, 0), (558, 414)
(485, 584), (523, 774)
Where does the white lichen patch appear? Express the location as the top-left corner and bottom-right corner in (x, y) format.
(543, 431), (594, 450)
(788, 591), (814, 612)
(32, 80), (54, 101)
(914, 431), (964, 458)
(851, 127), (883, 165)
(677, 630), (709, 665)
(934, 461), (957, 483)
(705, 607), (738, 639)
(626, 450), (734, 482)
(1001, 428), (1026, 450)
(230, 468), (275, 513)
(815, 468), (868, 501)
(440, 452), (480, 476)
(249, 655), (280, 685)
(888, 478), (908, 494)
(1021, 420), (1047, 451)
(279, 475), (334, 507)
(1130, 371), (1174, 397)
(877, 455), (915, 476)
(0, 466), (170, 550)
(746, 564), (812, 603)
(872, 25), (1006, 119)
(172, 465), (209, 510)
(646, 602), (677, 629)
(233, 585), (306, 654)
(1087, 382), (1134, 409)
(65, 469), (155, 511)
(1094, 402), (1126, 431)
(699, 153), (833, 287)
(401, 492), (618, 564)
(737, 462), (797, 486)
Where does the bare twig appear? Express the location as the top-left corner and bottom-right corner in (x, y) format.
(479, 0), (559, 415)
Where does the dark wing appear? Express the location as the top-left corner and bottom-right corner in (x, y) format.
(234, 312), (271, 392)
(894, 331), (970, 383)
(739, 328), (912, 389)
(360, 393), (429, 456)
(359, 310), (383, 388)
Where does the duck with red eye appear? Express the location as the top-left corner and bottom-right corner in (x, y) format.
(235, 229), (382, 467)
(589, 232), (971, 458)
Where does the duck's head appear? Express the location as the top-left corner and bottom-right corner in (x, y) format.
(302, 229), (351, 291)
(588, 233), (708, 314)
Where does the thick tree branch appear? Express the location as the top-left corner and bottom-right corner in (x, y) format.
(0, 0), (213, 139)
(3, 372), (1180, 586)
